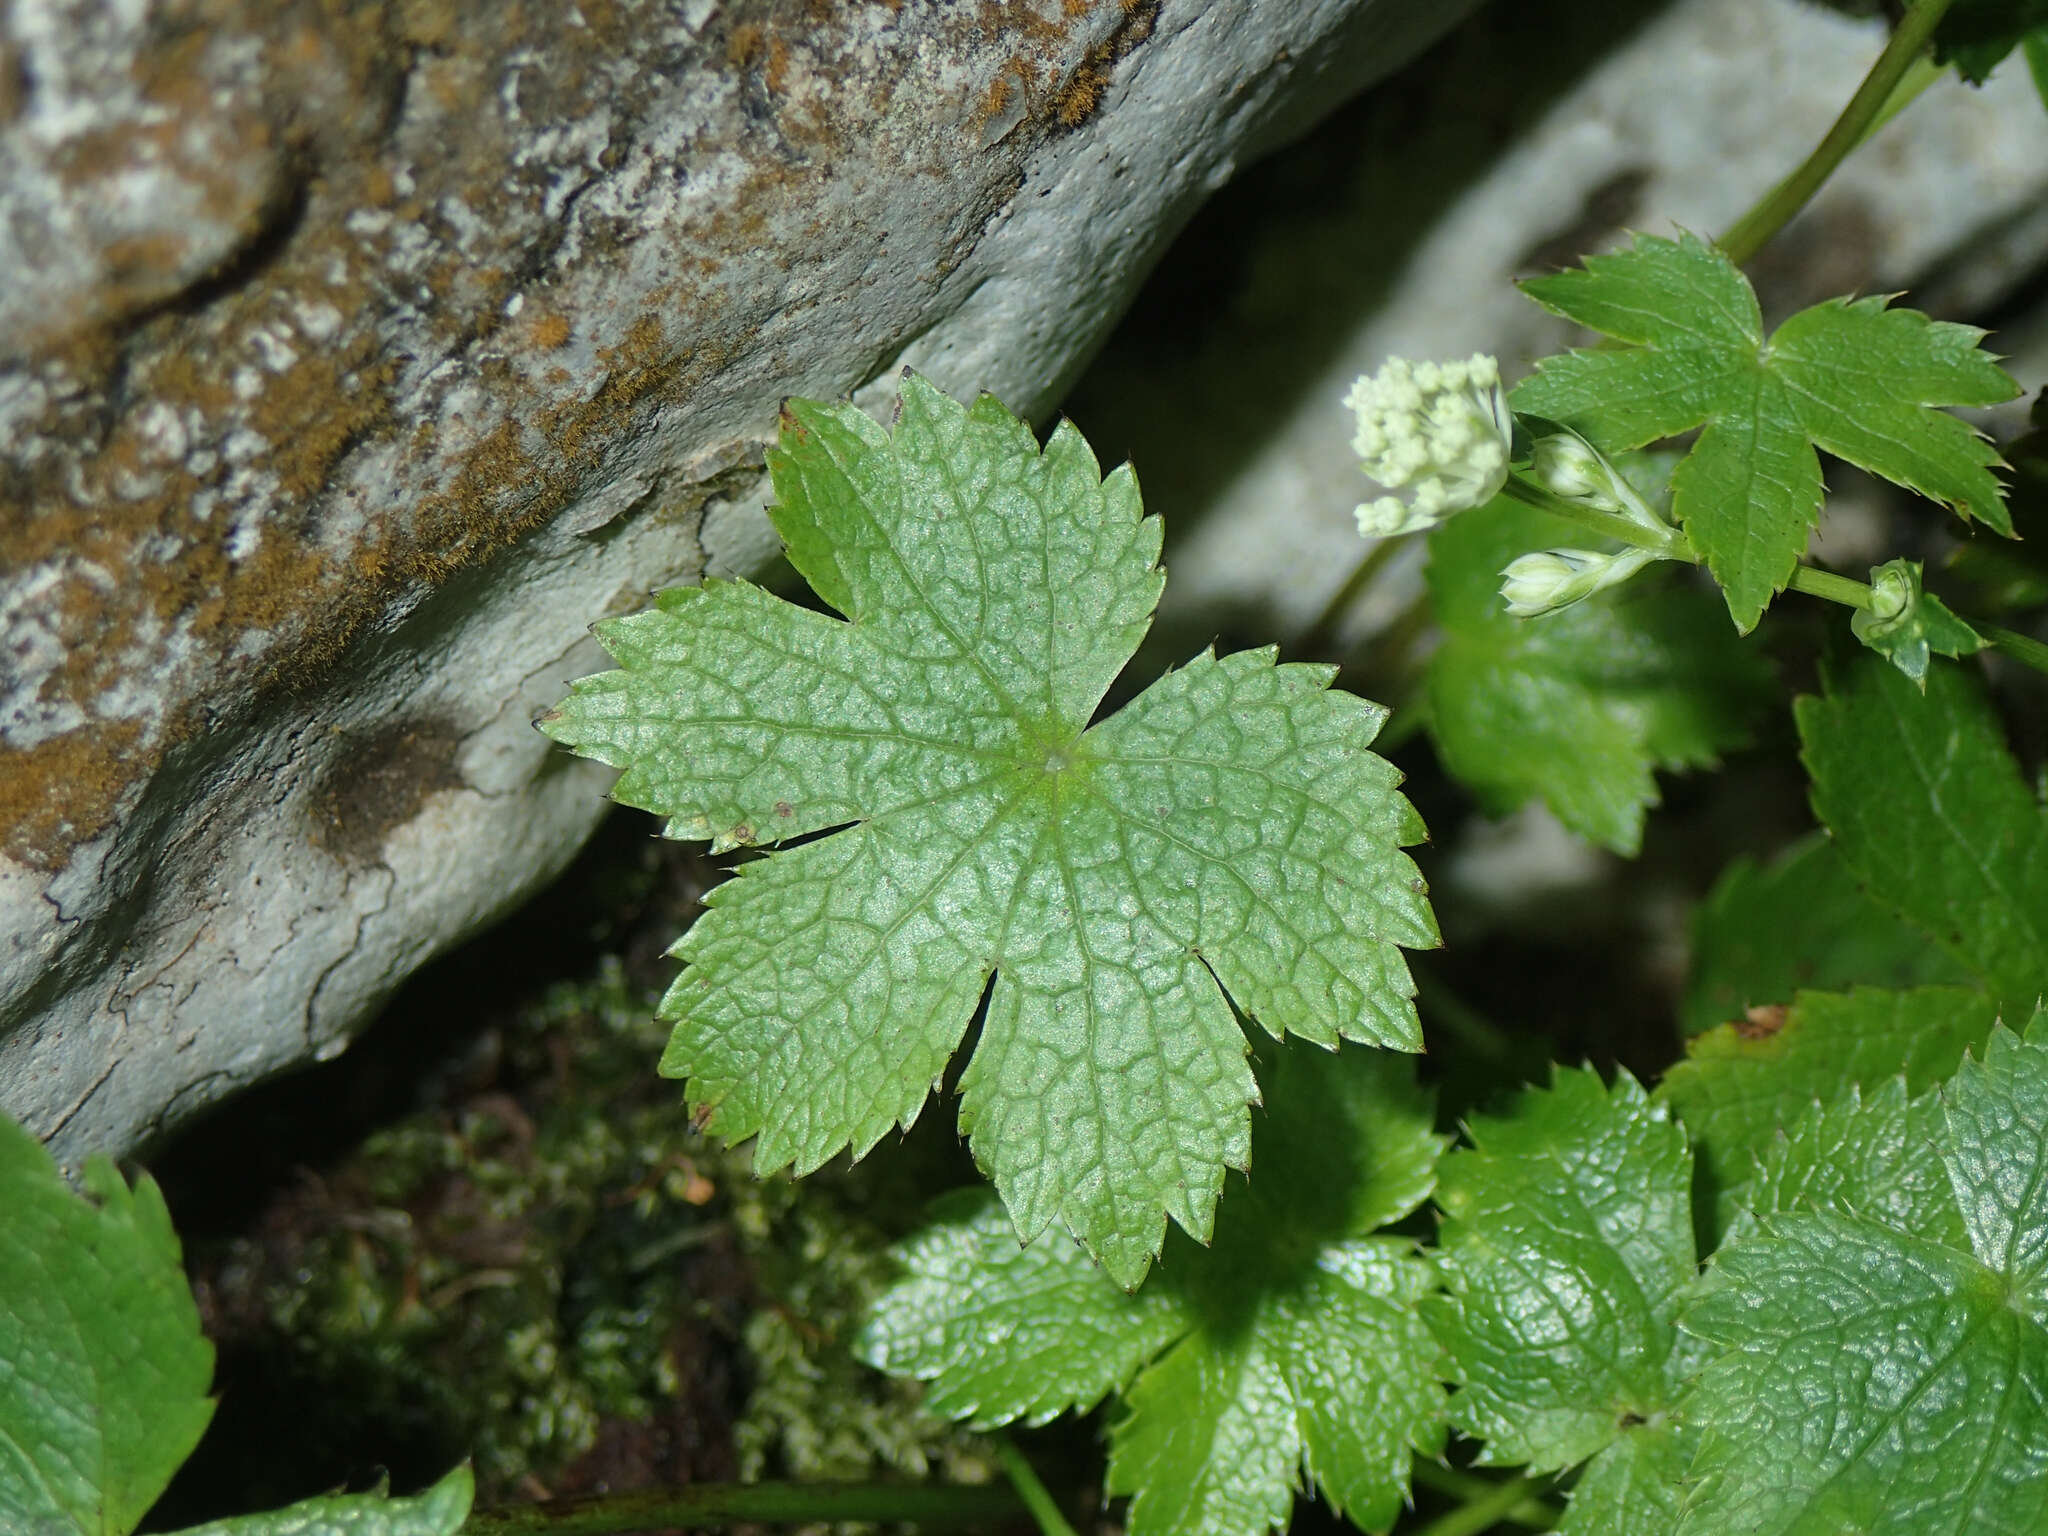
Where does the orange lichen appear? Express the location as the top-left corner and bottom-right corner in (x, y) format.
(528, 312), (571, 349)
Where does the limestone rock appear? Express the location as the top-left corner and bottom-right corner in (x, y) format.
(0, 0), (1475, 1163)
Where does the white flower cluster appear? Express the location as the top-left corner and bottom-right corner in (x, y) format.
(1345, 354), (1513, 539)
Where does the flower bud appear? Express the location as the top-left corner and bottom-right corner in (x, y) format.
(1527, 426), (1668, 536)
(1345, 354), (1512, 538)
(1499, 546), (1655, 618)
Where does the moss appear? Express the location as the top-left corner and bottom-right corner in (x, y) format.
(185, 942), (989, 1508)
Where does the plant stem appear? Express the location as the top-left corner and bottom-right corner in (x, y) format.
(1298, 533), (1404, 660)
(458, 1480), (1026, 1535)
(1717, 0), (1955, 265)
(1981, 622), (2048, 677)
(994, 1435), (1082, 1536)
(1786, 566), (2048, 680)
(1786, 564), (1875, 611)
(1498, 476), (1682, 556)
(1411, 1470), (1556, 1536)
(1410, 1462), (1558, 1529)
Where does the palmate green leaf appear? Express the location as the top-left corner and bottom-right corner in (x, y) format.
(1681, 1027), (2048, 1535)
(1681, 832), (1969, 1037)
(0, 1112), (215, 1536)
(1427, 1068), (1702, 1535)
(860, 1047), (1445, 1536)
(1659, 985), (2000, 1244)
(1798, 651), (2048, 1010)
(164, 1468), (472, 1536)
(1513, 232), (2017, 631)
(544, 374), (1434, 1287)
(1742, 1079), (1967, 1251)
(1425, 498), (1771, 854)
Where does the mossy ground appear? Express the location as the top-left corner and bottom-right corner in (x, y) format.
(140, 813), (996, 1529)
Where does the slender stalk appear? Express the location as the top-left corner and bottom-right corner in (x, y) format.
(1498, 476), (1682, 556)
(1298, 533), (1404, 660)
(993, 1435), (1081, 1536)
(458, 1480), (1026, 1535)
(1785, 566), (2048, 680)
(1411, 1470), (1555, 1536)
(1981, 622), (2048, 677)
(1410, 1462), (1558, 1529)
(1717, 0), (1955, 265)
(1786, 564), (1875, 611)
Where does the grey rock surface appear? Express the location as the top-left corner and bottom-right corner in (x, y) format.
(0, 0), (1476, 1163)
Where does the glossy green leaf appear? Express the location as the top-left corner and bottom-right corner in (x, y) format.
(1514, 232), (2016, 630)
(0, 1113), (215, 1536)
(1681, 1028), (2048, 1534)
(1660, 986), (2000, 1243)
(861, 1047), (1445, 1536)
(1427, 1066), (1700, 1519)
(1741, 1079), (1966, 1250)
(1556, 1424), (1696, 1536)
(1798, 652), (2048, 1010)
(544, 373), (1436, 1287)
(1682, 833), (1968, 1037)
(164, 1467), (472, 1536)
(1425, 498), (1770, 854)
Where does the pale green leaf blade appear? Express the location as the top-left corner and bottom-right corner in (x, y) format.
(164, 1467), (472, 1536)
(1682, 833), (1970, 1037)
(855, 1189), (1187, 1428)
(1425, 500), (1771, 854)
(1776, 298), (2019, 535)
(1557, 1424), (1696, 1536)
(1428, 1068), (1696, 1472)
(0, 1115), (215, 1536)
(772, 382), (1164, 732)
(1659, 986), (1999, 1244)
(1270, 1242), (1444, 1532)
(1107, 1330), (1299, 1536)
(551, 375), (1435, 1284)
(558, 581), (996, 848)
(1798, 652), (2048, 1006)
(1743, 1079), (1967, 1251)
(865, 1046), (1444, 1532)
(658, 789), (1013, 1175)
(1944, 1026), (2048, 1295)
(1681, 1214), (2048, 1536)
(1082, 649), (1436, 1053)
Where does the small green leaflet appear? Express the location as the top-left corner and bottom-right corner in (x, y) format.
(1850, 557), (1984, 684)
(1659, 985), (2000, 1245)
(1680, 1026), (2048, 1534)
(1, 1111), (215, 1536)
(1425, 498), (1770, 854)
(162, 1470), (473, 1536)
(1681, 832), (1968, 1037)
(1512, 232), (2017, 631)
(543, 373), (1436, 1287)
(1426, 1068), (1703, 1536)
(860, 1047), (1445, 1536)
(0, 1110), (474, 1536)
(1798, 651), (2048, 1010)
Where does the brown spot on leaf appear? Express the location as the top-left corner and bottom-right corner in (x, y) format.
(1734, 1004), (1789, 1041)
